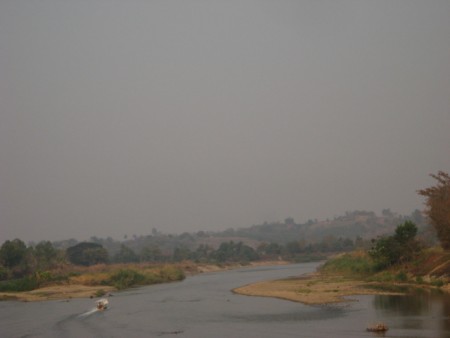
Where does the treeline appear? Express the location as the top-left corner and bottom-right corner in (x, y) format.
(0, 239), (66, 291)
(216, 209), (428, 244)
(0, 234), (369, 279)
(0, 239), (64, 281)
(171, 236), (361, 264)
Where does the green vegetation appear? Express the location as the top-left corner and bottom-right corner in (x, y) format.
(321, 221), (430, 280)
(108, 269), (146, 289)
(321, 252), (376, 277)
(369, 221), (421, 269)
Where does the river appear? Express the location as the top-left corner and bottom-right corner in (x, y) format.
(0, 262), (449, 337)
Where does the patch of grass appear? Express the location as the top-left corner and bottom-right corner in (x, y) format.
(320, 252), (376, 277)
(367, 271), (396, 283)
(296, 288), (311, 294)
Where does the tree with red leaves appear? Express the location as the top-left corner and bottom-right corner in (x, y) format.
(418, 171), (450, 250)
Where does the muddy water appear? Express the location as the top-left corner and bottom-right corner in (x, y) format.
(0, 262), (449, 337)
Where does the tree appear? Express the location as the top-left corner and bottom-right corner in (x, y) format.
(369, 236), (401, 268)
(66, 242), (108, 266)
(113, 244), (139, 263)
(191, 244), (213, 263)
(394, 221), (417, 244)
(257, 242), (282, 256)
(285, 241), (302, 255)
(140, 245), (163, 262)
(172, 246), (192, 262)
(418, 171), (450, 250)
(211, 241), (259, 263)
(0, 239), (27, 268)
(33, 241), (58, 270)
(369, 221), (419, 268)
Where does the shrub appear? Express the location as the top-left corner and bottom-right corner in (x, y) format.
(395, 271), (408, 282)
(108, 269), (146, 290)
(415, 276), (424, 284)
(159, 265), (185, 281)
(0, 276), (39, 292)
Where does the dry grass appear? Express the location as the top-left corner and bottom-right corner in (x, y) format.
(69, 273), (110, 286)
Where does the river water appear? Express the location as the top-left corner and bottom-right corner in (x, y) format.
(0, 262), (449, 338)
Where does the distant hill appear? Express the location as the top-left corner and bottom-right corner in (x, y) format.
(52, 209), (431, 259)
(214, 209), (429, 244)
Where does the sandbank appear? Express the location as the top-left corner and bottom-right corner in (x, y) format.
(233, 273), (404, 305)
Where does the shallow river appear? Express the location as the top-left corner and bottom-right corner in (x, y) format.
(1, 262), (449, 337)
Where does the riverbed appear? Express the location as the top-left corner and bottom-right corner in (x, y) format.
(0, 262), (449, 337)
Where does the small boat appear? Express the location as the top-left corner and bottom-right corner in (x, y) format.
(366, 323), (388, 332)
(96, 298), (109, 311)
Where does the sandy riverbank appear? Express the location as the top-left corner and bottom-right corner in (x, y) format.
(232, 273), (405, 305)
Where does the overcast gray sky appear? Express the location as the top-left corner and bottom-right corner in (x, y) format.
(1, 1), (449, 242)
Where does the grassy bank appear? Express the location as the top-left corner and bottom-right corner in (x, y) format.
(67, 264), (185, 290)
(0, 263), (186, 301)
(234, 249), (449, 305)
(321, 249), (449, 288)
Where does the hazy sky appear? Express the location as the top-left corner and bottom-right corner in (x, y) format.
(1, 1), (449, 242)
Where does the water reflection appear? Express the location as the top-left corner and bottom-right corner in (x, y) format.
(373, 289), (450, 336)
(373, 289), (447, 315)
(373, 293), (428, 316)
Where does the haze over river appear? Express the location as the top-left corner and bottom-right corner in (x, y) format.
(1, 262), (449, 337)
